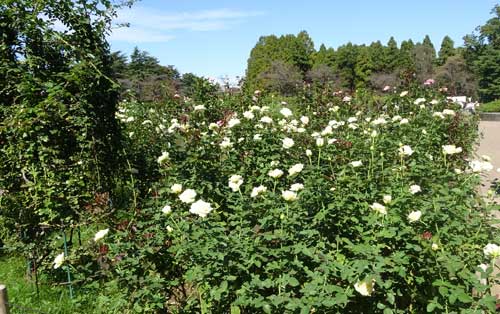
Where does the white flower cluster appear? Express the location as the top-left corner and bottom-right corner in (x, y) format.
(228, 175), (244, 192)
(442, 145), (462, 155)
(157, 151), (170, 164)
(250, 185), (267, 198)
(288, 163), (304, 176)
(433, 109), (455, 119)
(268, 169), (284, 179)
(282, 137), (295, 149)
(370, 202), (387, 215)
(469, 159), (493, 172)
(354, 278), (375, 296)
(484, 243), (500, 259)
(282, 190), (298, 201)
(407, 210), (422, 223)
(409, 185), (421, 194)
(398, 145), (414, 157)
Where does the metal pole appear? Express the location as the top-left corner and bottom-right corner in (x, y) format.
(62, 230), (74, 299)
(0, 284), (10, 314)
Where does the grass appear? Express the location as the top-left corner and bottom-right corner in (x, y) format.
(0, 253), (136, 314)
(0, 254), (80, 314)
(478, 99), (500, 112)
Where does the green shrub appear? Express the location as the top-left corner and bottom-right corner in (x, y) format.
(478, 99), (500, 112)
(93, 89), (498, 313)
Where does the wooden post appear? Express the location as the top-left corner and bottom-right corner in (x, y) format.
(0, 284), (9, 314)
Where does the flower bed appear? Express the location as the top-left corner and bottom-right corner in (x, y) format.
(71, 90), (500, 312)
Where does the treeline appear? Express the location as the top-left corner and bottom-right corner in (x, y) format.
(244, 5), (500, 102)
(112, 5), (500, 103)
(244, 31), (474, 96)
(110, 47), (217, 102)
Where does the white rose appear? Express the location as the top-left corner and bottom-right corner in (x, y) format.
(94, 228), (109, 242)
(179, 189), (197, 204)
(227, 118), (241, 128)
(383, 195), (392, 204)
(306, 149), (312, 157)
(157, 151), (170, 164)
(290, 183), (304, 191)
(220, 137), (233, 149)
(321, 125), (333, 136)
(409, 185), (421, 194)
(260, 116), (273, 124)
(53, 252), (65, 269)
(282, 137), (295, 149)
(268, 169), (284, 179)
(171, 184), (183, 194)
(442, 109), (455, 116)
(370, 202), (387, 215)
(407, 210), (422, 223)
(189, 200), (213, 218)
(350, 160), (363, 167)
(280, 108), (293, 117)
(316, 137), (325, 147)
(300, 116), (309, 125)
(484, 243), (500, 259)
(354, 279), (375, 296)
(414, 98), (426, 105)
(250, 185), (267, 198)
(398, 145), (414, 156)
(442, 145), (462, 155)
(288, 163), (304, 176)
(372, 117), (387, 125)
(228, 175), (244, 192)
(282, 190), (298, 201)
(243, 111), (254, 119)
(162, 204), (172, 214)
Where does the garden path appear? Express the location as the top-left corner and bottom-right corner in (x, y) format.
(477, 120), (500, 202)
(477, 120), (500, 299)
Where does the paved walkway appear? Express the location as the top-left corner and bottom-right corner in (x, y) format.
(477, 121), (500, 298)
(477, 121), (500, 201)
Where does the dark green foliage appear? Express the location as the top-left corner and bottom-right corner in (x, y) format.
(385, 37), (399, 72)
(437, 36), (456, 66)
(464, 5), (500, 101)
(335, 43), (359, 91)
(245, 31), (315, 92)
(435, 55), (476, 96)
(0, 0), (123, 254)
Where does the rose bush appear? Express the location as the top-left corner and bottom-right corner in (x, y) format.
(88, 88), (500, 313)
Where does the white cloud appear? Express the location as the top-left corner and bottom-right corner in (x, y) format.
(109, 27), (175, 43)
(109, 7), (265, 43)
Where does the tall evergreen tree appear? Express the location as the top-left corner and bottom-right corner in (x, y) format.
(368, 41), (386, 73)
(385, 37), (399, 71)
(398, 40), (416, 72)
(465, 5), (500, 101)
(438, 36), (456, 65)
(422, 35), (436, 56)
(313, 44), (336, 68)
(245, 32), (314, 92)
(355, 46), (373, 88)
(335, 43), (359, 91)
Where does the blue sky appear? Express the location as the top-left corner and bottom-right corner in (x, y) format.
(109, 0), (499, 79)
